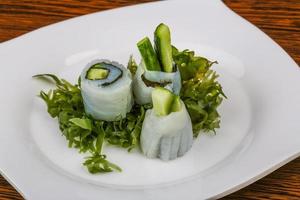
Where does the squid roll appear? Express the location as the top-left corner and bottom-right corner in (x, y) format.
(140, 87), (193, 161)
(80, 59), (133, 121)
(133, 23), (181, 105)
(133, 61), (181, 105)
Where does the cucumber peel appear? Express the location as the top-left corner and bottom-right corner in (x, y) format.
(152, 87), (182, 116)
(154, 23), (173, 73)
(170, 95), (181, 112)
(137, 37), (161, 71)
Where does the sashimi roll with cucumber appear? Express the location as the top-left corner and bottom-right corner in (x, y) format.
(35, 22), (226, 174)
(141, 87), (193, 160)
(133, 23), (181, 105)
(80, 59), (133, 121)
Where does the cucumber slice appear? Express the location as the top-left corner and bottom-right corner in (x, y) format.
(171, 95), (181, 112)
(137, 37), (162, 71)
(154, 23), (173, 73)
(86, 68), (109, 80)
(152, 87), (174, 116)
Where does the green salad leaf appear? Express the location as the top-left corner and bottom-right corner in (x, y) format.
(70, 118), (92, 130)
(84, 154), (122, 174)
(33, 74), (147, 173)
(172, 47), (217, 81)
(172, 46), (226, 136)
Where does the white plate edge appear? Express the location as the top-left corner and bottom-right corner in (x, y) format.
(0, 0), (299, 199)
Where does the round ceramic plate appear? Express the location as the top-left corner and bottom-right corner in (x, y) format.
(0, 0), (300, 199)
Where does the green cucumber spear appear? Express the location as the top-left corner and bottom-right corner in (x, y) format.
(137, 37), (161, 71)
(154, 23), (173, 73)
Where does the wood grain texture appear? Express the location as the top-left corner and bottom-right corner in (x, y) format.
(0, 0), (299, 199)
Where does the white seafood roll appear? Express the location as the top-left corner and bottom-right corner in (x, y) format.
(140, 88), (193, 161)
(80, 59), (133, 121)
(133, 61), (181, 105)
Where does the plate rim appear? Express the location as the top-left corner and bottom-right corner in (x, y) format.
(0, 0), (299, 199)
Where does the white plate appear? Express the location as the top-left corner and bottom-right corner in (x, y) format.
(0, 0), (300, 199)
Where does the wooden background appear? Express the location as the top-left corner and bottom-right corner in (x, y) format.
(0, 0), (299, 199)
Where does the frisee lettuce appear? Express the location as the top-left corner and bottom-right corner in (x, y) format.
(172, 46), (226, 136)
(33, 74), (148, 173)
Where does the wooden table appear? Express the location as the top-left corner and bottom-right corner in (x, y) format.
(0, 0), (299, 199)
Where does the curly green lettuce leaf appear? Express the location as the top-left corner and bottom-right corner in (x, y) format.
(84, 154), (122, 174)
(99, 104), (147, 151)
(172, 47), (226, 136)
(70, 118), (92, 130)
(34, 74), (147, 173)
(172, 47), (217, 81)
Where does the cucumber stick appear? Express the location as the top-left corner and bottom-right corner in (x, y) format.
(154, 23), (173, 73)
(137, 37), (161, 71)
(152, 87), (182, 116)
(86, 68), (109, 80)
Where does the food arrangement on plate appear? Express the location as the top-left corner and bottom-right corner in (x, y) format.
(34, 23), (226, 174)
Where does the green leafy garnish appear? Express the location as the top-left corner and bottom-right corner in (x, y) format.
(127, 55), (138, 75)
(69, 118), (92, 130)
(172, 47), (226, 136)
(172, 47), (217, 81)
(33, 74), (147, 173)
(84, 154), (122, 173)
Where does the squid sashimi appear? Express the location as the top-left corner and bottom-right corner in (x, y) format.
(140, 87), (193, 161)
(133, 60), (181, 105)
